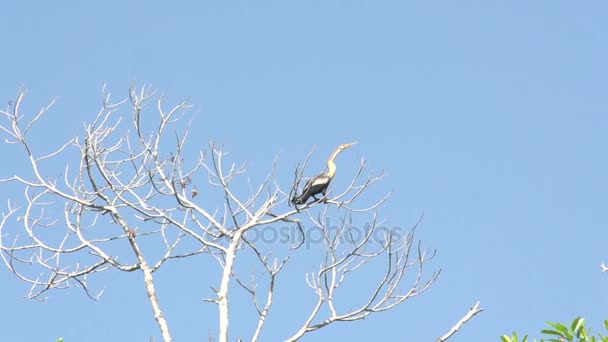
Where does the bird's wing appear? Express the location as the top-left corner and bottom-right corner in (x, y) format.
(302, 173), (329, 190)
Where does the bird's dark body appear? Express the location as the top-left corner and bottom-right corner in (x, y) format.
(291, 142), (356, 206)
(292, 174), (330, 204)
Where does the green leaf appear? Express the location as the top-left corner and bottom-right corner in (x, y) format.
(573, 317), (585, 336)
(501, 336), (513, 342)
(541, 329), (564, 337)
(550, 322), (574, 340)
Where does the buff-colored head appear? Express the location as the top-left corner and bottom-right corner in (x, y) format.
(337, 141), (357, 152)
(329, 141), (357, 163)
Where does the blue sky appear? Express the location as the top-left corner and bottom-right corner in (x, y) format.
(1, 1), (607, 341)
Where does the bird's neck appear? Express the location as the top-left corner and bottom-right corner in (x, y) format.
(327, 160), (337, 179)
(326, 150), (340, 179)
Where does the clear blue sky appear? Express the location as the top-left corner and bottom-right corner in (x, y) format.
(1, 1), (607, 341)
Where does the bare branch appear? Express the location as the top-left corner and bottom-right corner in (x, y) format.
(435, 301), (484, 342)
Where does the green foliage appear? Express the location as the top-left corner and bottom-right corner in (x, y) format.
(501, 317), (608, 342)
(501, 331), (529, 342)
(56, 339), (64, 342)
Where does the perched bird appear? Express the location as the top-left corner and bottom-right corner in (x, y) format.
(291, 142), (357, 205)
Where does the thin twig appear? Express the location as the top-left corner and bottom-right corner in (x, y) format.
(435, 301), (484, 342)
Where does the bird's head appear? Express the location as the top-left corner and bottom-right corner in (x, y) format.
(328, 141), (358, 163)
(338, 141), (357, 152)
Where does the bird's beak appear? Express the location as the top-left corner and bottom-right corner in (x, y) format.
(345, 141), (358, 148)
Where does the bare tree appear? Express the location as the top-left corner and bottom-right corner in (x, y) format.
(0, 86), (476, 342)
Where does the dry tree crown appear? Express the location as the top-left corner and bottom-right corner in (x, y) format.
(0, 86), (442, 342)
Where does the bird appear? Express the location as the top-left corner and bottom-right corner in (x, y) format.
(291, 142), (357, 205)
